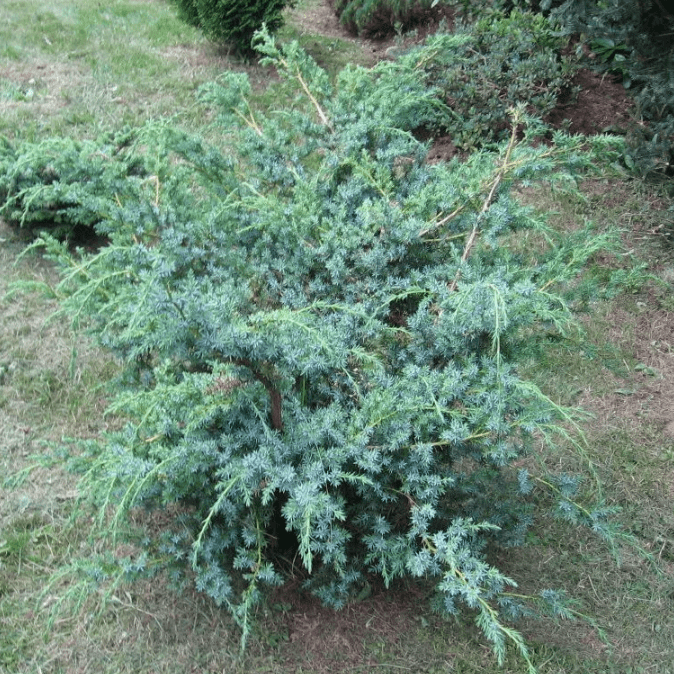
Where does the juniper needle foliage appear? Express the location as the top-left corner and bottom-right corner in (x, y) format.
(0, 130), (148, 239)
(34, 30), (626, 665)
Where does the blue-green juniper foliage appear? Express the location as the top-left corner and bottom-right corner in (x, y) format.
(20, 30), (629, 668)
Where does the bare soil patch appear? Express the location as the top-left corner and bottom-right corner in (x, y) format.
(546, 67), (635, 136)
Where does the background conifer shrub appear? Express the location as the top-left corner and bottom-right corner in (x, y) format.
(34, 31), (628, 665)
(332, 0), (442, 37)
(169, 0), (295, 52)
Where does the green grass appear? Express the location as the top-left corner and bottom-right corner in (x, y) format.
(1, 1), (674, 672)
(0, 0), (227, 139)
(0, 0), (373, 142)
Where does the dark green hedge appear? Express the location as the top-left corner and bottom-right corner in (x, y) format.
(170, 0), (295, 52)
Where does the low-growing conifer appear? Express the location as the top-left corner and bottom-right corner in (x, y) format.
(16, 29), (633, 667)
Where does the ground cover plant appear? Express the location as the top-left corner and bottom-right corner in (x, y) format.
(405, 7), (578, 150)
(549, 0), (673, 177)
(1, 1), (673, 673)
(453, 0), (674, 180)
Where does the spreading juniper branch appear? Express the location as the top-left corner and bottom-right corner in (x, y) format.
(12, 30), (642, 673)
(449, 106), (524, 292)
(254, 25), (333, 131)
(422, 530), (536, 673)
